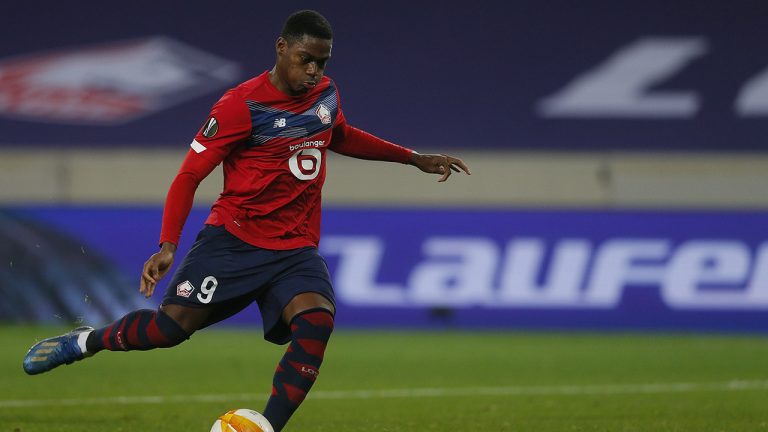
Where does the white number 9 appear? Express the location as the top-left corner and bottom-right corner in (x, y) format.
(196, 276), (218, 304)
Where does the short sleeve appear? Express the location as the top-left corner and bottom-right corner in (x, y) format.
(190, 89), (252, 164)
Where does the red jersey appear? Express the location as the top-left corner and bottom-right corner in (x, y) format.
(159, 71), (412, 250)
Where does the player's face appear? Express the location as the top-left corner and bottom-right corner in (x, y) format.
(274, 35), (332, 96)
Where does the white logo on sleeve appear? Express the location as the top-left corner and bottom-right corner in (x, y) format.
(273, 118), (286, 128)
(202, 117), (218, 137)
(190, 139), (207, 153)
(289, 148), (322, 180)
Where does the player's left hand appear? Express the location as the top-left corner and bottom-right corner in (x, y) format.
(409, 152), (471, 182)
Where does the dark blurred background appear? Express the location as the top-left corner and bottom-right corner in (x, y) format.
(1, 0), (767, 332)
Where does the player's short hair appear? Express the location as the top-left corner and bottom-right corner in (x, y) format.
(280, 10), (333, 43)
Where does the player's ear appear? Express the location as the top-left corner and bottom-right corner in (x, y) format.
(276, 37), (288, 56)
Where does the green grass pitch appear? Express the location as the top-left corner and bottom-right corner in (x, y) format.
(1, 325), (767, 431)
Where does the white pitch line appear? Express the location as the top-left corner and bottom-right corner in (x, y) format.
(1, 380), (767, 409)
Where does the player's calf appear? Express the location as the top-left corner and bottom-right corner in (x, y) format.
(86, 308), (190, 353)
(264, 308), (334, 432)
(23, 308), (191, 375)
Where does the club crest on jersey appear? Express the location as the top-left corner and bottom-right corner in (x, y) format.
(201, 117), (218, 138)
(176, 280), (195, 298)
(315, 104), (332, 125)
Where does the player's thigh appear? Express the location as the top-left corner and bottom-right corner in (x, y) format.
(161, 293), (258, 333)
(200, 291), (261, 329)
(161, 225), (266, 328)
(258, 248), (335, 344)
(159, 303), (212, 334)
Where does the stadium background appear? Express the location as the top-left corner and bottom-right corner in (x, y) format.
(2, 1), (768, 431)
(2, 0), (767, 332)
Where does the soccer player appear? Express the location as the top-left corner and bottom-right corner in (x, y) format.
(23, 10), (469, 431)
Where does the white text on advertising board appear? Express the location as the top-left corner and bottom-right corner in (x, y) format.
(321, 237), (768, 309)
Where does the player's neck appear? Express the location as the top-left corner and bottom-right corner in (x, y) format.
(268, 67), (295, 98)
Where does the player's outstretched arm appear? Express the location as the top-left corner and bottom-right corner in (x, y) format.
(408, 152), (471, 182)
(328, 125), (471, 182)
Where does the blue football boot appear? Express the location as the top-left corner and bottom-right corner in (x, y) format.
(23, 326), (94, 375)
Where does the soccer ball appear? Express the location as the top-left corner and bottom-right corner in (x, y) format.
(210, 409), (275, 432)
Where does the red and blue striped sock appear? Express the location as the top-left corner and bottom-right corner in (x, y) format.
(263, 309), (334, 432)
(85, 309), (189, 353)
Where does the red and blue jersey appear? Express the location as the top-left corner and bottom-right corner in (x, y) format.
(159, 71), (412, 250)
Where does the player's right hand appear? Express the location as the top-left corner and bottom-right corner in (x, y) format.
(140, 243), (177, 298)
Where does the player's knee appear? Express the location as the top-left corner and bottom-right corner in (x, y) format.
(159, 303), (208, 335)
(155, 307), (193, 347)
(290, 308), (334, 348)
(283, 292), (335, 324)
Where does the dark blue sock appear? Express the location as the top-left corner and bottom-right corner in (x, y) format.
(263, 309), (334, 432)
(85, 309), (188, 353)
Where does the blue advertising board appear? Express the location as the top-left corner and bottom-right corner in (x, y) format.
(2, 207), (766, 333)
(1, 0), (767, 150)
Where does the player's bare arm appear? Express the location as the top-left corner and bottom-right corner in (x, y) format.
(408, 152), (471, 182)
(139, 242), (177, 298)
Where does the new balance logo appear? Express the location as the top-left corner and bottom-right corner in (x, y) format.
(273, 118), (286, 128)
